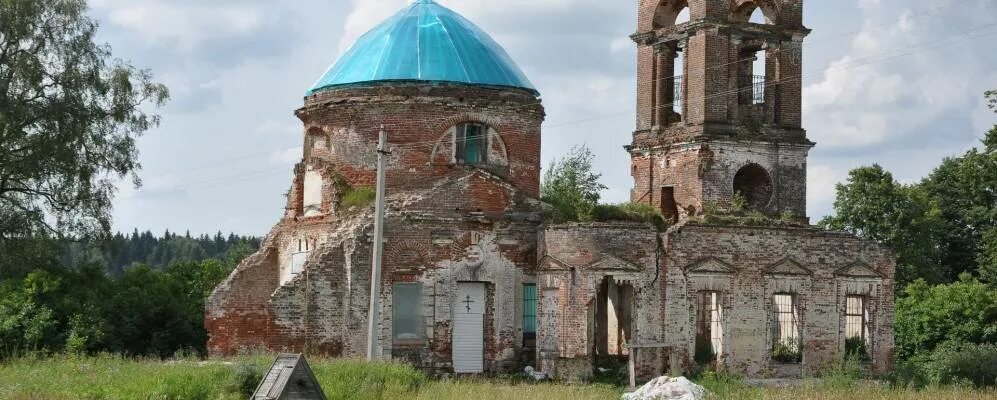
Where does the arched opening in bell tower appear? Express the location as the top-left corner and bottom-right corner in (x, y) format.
(650, 1), (690, 125)
(732, 1), (777, 25)
(674, 5), (690, 24)
(653, 0), (690, 28)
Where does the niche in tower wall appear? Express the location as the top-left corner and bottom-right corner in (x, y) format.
(733, 164), (773, 211)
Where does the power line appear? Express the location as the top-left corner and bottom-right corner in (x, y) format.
(131, 8), (995, 192)
(134, 0), (978, 176)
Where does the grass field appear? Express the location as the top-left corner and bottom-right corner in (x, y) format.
(0, 355), (993, 400)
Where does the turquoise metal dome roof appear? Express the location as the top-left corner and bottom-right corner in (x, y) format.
(307, 0), (537, 96)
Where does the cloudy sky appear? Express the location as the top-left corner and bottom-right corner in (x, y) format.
(90, 0), (997, 236)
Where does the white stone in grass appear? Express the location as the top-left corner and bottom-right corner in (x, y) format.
(621, 376), (708, 400)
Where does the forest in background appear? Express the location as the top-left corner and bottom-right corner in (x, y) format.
(60, 230), (260, 276)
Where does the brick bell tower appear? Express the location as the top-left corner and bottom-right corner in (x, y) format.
(629, 0), (812, 221)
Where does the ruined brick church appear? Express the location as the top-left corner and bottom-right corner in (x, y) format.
(207, 0), (896, 380)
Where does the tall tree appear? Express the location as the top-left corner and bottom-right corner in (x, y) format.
(540, 145), (607, 223)
(0, 0), (169, 241)
(820, 165), (945, 286)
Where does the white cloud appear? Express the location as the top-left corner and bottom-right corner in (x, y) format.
(804, 0), (996, 152)
(91, 0), (269, 52)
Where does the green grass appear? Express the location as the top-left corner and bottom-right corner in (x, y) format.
(696, 372), (996, 400)
(0, 355), (993, 400)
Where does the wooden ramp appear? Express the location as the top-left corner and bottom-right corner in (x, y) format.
(252, 354), (327, 400)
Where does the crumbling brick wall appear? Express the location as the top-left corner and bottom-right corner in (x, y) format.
(661, 222), (895, 377)
(537, 223), (664, 381)
(206, 82), (547, 375)
(630, 0), (811, 219)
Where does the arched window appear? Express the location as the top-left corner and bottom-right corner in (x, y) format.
(302, 168), (323, 217)
(753, 48), (767, 105)
(733, 164), (773, 210)
(653, 0), (690, 28)
(674, 6), (690, 24)
(733, 2), (775, 24)
(749, 7), (767, 24)
(307, 128), (326, 151)
(455, 122), (489, 164)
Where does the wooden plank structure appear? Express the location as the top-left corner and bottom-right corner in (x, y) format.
(252, 354), (327, 400)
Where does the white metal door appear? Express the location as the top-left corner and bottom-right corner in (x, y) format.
(453, 282), (485, 373)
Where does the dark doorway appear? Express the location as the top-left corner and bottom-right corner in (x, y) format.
(594, 277), (634, 373)
(660, 186), (679, 223)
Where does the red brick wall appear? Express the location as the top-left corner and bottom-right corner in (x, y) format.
(206, 82), (547, 374)
(630, 1), (811, 218)
(296, 83), (544, 198)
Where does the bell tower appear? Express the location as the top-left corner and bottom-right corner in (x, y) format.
(629, 0), (812, 221)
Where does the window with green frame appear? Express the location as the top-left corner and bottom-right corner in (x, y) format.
(456, 123), (488, 164)
(523, 283), (537, 346)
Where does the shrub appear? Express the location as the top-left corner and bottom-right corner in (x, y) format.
(844, 337), (869, 361)
(341, 187), (376, 209)
(926, 342), (997, 388)
(821, 354), (862, 390)
(895, 276), (997, 361)
(772, 339), (802, 363)
(731, 192), (747, 212)
(541, 145), (606, 223)
(591, 203), (669, 230)
(231, 359), (266, 396)
(694, 339), (716, 365)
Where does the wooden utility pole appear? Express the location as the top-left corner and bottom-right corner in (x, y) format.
(367, 126), (389, 361)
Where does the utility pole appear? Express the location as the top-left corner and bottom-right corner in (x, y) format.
(367, 126), (389, 361)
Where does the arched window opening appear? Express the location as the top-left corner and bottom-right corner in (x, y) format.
(456, 122), (489, 164)
(652, 1), (690, 28)
(749, 7), (767, 24)
(733, 164), (773, 210)
(673, 49), (685, 114)
(737, 46), (766, 105)
(302, 168), (323, 217)
(733, 2), (775, 24)
(753, 48), (766, 105)
(306, 128), (326, 152)
(675, 7), (690, 24)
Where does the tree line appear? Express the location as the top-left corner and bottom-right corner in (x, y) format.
(60, 230), (261, 277)
(0, 240), (251, 358)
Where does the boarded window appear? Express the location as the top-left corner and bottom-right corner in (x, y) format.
(393, 284), (423, 342)
(302, 169), (323, 217)
(523, 283), (537, 345)
(695, 291), (723, 363)
(456, 123), (488, 164)
(772, 294), (801, 362)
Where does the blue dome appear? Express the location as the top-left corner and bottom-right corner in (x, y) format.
(307, 0), (537, 96)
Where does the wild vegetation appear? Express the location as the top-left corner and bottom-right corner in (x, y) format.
(816, 91), (997, 388)
(541, 145), (668, 229)
(1, 356), (994, 400)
